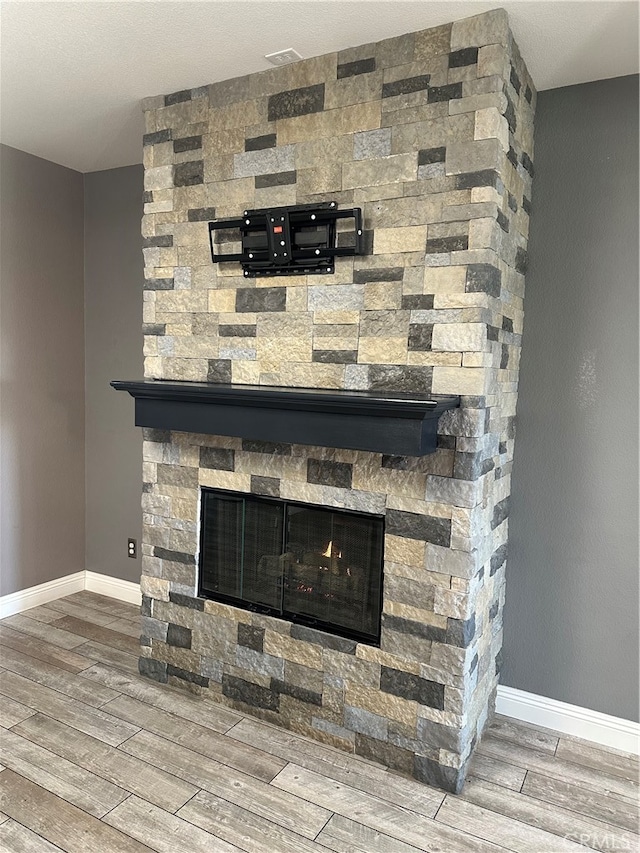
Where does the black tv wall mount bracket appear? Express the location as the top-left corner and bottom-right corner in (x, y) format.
(208, 202), (363, 277)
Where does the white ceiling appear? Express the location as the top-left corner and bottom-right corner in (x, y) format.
(1, 1), (638, 173)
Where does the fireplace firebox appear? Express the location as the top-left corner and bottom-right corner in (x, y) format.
(199, 489), (384, 644)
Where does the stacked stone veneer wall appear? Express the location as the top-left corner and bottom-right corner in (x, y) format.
(138, 9), (535, 792)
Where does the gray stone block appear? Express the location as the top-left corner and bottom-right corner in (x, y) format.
(199, 446), (235, 471)
(139, 657), (168, 683)
(251, 475), (280, 497)
(354, 128), (392, 160)
(222, 673), (279, 710)
(236, 646), (284, 679)
(167, 622), (192, 649)
(385, 509), (451, 547)
(290, 624), (357, 654)
(268, 84), (325, 121)
(236, 287), (287, 313)
(174, 161), (203, 187)
(233, 144), (295, 179)
(307, 458), (352, 489)
(344, 705), (388, 740)
(380, 666), (445, 709)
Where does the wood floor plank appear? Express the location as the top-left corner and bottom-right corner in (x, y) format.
(102, 693), (282, 782)
(0, 819), (66, 852)
(0, 626), (92, 673)
(21, 605), (66, 624)
(272, 764), (505, 853)
(13, 713), (198, 814)
(0, 671), (139, 747)
(317, 813), (439, 853)
(487, 715), (559, 754)
(436, 795), (589, 852)
(80, 663), (242, 733)
(177, 788), (329, 853)
(461, 776), (640, 853)
(119, 729), (331, 840)
(47, 598), (132, 627)
(479, 736), (639, 800)
(103, 617), (142, 638)
(0, 729), (128, 818)
(522, 771), (640, 834)
(64, 592), (139, 620)
(103, 795), (243, 853)
(0, 694), (36, 729)
(0, 616), (87, 651)
(0, 770), (152, 852)
(73, 641), (140, 675)
(556, 737), (640, 781)
(0, 645), (121, 708)
(468, 753), (527, 791)
(227, 716), (388, 781)
(50, 616), (140, 655)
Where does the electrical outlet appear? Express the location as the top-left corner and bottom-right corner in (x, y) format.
(127, 538), (137, 559)
(264, 48), (303, 66)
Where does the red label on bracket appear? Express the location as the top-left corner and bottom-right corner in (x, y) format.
(273, 226), (283, 233)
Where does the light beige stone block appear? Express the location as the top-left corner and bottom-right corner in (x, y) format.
(432, 365), (486, 395)
(374, 226), (427, 254)
(144, 165), (174, 191)
(385, 535), (426, 568)
(140, 575), (170, 601)
(343, 153), (417, 190)
(473, 107), (509, 152)
(207, 288), (237, 313)
(445, 138), (502, 176)
(345, 683), (417, 727)
(431, 323), (486, 352)
(263, 632), (323, 670)
(277, 101), (381, 145)
(450, 9), (509, 50)
(477, 44), (510, 79)
(358, 338), (407, 364)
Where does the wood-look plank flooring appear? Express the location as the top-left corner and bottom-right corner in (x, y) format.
(0, 592), (637, 853)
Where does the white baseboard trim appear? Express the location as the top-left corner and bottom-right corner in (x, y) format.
(84, 571), (142, 606)
(0, 570), (141, 618)
(496, 684), (640, 755)
(0, 571), (86, 619)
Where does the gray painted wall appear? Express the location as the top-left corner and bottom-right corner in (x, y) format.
(0, 144), (85, 596)
(504, 76), (639, 722)
(84, 166), (143, 584)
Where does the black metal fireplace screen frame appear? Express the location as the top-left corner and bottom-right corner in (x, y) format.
(198, 488), (384, 645)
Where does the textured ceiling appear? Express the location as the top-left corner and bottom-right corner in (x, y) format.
(1, 1), (638, 172)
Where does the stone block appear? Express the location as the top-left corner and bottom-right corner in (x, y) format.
(233, 144), (295, 178)
(268, 84), (325, 121)
(291, 624), (357, 654)
(307, 458), (352, 489)
(425, 543), (479, 579)
(380, 667), (445, 709)
(139, 657), (168, 683)
(238, 623), (264, 652)
(445, 138), (502, 176)
(250, 475), (280, 497)
(166, 622), (192, 649)
(431, 322), (486, 352)
(386, 509), (451, 548)
(432, 366), (485, 395)
(236, 287), (287, 313)
(354, 127), (391, 160)
(236, 646), (284, 679)
(344, 706), (388, 740)
(450, 9), (509, 50)
(343, 154), (417, 190)
(222, 673), (279, 710)
(374, 226), (426, 254)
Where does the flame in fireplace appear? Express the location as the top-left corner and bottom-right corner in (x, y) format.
(322, 540), (342, 559)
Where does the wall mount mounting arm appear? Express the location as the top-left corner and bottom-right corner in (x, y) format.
(208, 202), (363, 277)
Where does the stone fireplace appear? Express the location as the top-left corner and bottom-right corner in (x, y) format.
(123, 8), (536, 792)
